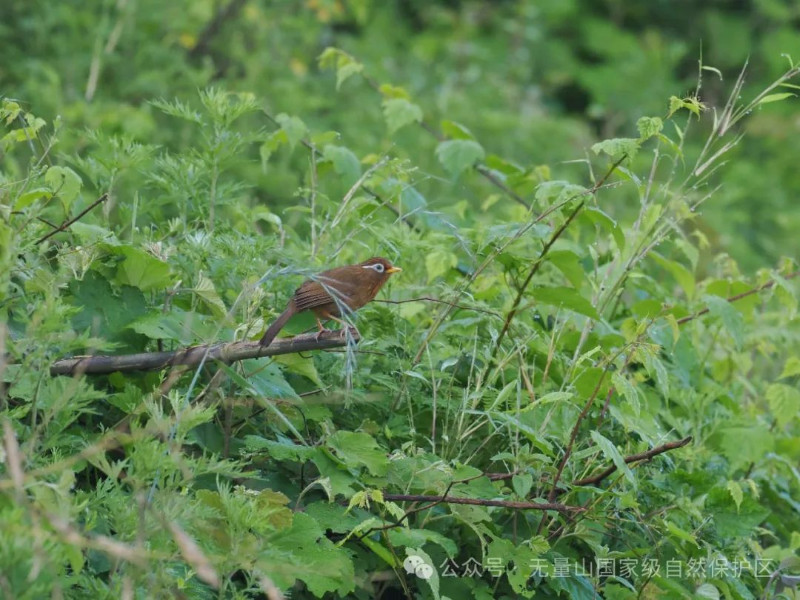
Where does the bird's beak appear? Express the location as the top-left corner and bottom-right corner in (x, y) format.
(386, 266), (402, 274)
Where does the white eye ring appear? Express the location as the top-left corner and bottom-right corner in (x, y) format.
(364, 263), (385, 273)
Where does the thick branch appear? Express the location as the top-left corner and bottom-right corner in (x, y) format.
(50, 329), (358, 376)
(381, 493), (582, 514)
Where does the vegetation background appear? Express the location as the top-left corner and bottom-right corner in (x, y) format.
(1, 0), (800, 598)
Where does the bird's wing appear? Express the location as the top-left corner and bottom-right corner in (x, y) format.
(293, 274), (360, 312)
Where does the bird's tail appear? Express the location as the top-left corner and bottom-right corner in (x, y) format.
(259, 305), (295, 347)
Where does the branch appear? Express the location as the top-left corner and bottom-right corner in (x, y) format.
(381, 493), (582, 514)
(490, 154), (627, 358)
(571, 436), (693, 487)
(36, 193), (108, 245)
(49, 329), (358, 376)
(676, 269), (800, 325)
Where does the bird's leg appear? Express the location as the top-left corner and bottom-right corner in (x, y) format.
(327, 315), (360, 339)
(313, 316), (330, 342)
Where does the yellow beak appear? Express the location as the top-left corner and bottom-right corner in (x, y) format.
(386, 266), (402, 274)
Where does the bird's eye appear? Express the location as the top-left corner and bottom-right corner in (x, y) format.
(373, 263), (385, 273)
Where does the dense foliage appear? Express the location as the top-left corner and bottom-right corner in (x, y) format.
(1, 1), (800, 598)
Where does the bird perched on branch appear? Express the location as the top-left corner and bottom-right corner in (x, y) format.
(259, 257), (402, 347)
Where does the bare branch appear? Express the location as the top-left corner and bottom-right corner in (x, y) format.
(49, 329), (358, 376)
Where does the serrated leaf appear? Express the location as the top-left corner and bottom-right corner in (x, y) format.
(779, 356), (800, 379)
(114, 246), (172, 291)
(45, 166), (82, 206)
(382, 98), (423, 134)
(611, 372), (640, 417)
(637, 116), (663, 140)
(590, 431), (635, 485)
(318, 47), (363, 90)
(275, 113), (308, 149)
(703, 294), (744, 349)
(273, 352), (324, 388)
(727, 480), (743, 512)
(766, 383), (800, 428)
(590, 137), (639, 161)
(534, 286), (599, 319)
(193, 272), (227, 317)
(327, 431), (388, 476)
(322, 145), (361, 185)
(435, 139), (485, 177)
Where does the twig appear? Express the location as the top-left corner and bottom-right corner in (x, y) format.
(36, 193), (108, 245)
(49, 329), (358, 376)
(676, 270), (800, 325)
(490, 155), (627, 358)
(381, 493), (582, 513)
(571, 436), (693, 487)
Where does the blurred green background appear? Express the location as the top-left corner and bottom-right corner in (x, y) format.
(2, 0), (799, 272)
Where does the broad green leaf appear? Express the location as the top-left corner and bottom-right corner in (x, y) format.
(590, 431), (635, 485)
(275, 113), (308, 149)
(273, 352), (324, 387)
(590, 137), (639, 161)
(703, 294), (744, 349)
(322, 144), (361, 185)
(327, 431), (389, 476)
(637, 116), (663, 140)
(193, 272), (227, 317)
(425, 250), (457, 283)
(766, 383), (800, 428)
(114, 245), (172, 291)
(611, 372), (640, 417)
(696, 583), (721, 600)
(651, 253), (695, 300)
(440, 120), (476, 140)
(14, 188), (52, 210)
(581, 207), (625, 250)
(512, 473), (533, 498)
(435, 139), (485, 177)
(45, 166), (82, 206)
(779, 356), (800, 379)
(548, 250), (586, 289)
(382, 98), (423, 134)
(534, 286), (599, 319)
(717, 425), (775, 470)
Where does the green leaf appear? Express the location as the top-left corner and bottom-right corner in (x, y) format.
(590, 431), (635, 485)
(275, 113), (308, 149)
(273, 352), (324, 387)
(318, 47), (363, 90)
(327, 431), (389, 476)
(651, 253), (695, 300)
(547, 250), (586, 289)
(637, 116), (663, 140)
(45, 166), (82, 206)
(717, 425), (775, 470)
(382, 98), (423, 134)
(425, 250), (457, 283)
(534, 286), (599, 319)
(766, 383), (800, 428)
(703, 294), (744, 349)
(726, 480), (743, 512)
(512, 474), (533, 498)
(581, 207), (625, 250)
(590, 137), (639, 161)
(695, 583), (721, 600)
(322, 145), (361, 185)
(779, 356), (800, 379)
(440, 120), (476, 140)
(435, 139), (485, 177)
(757, 92), (795, 105)
(113, 246), (172, 291)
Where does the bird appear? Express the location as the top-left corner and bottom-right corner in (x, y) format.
(259, 257), (402, 347)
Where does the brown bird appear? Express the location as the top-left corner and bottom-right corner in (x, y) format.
(259, 257), (402, 347)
